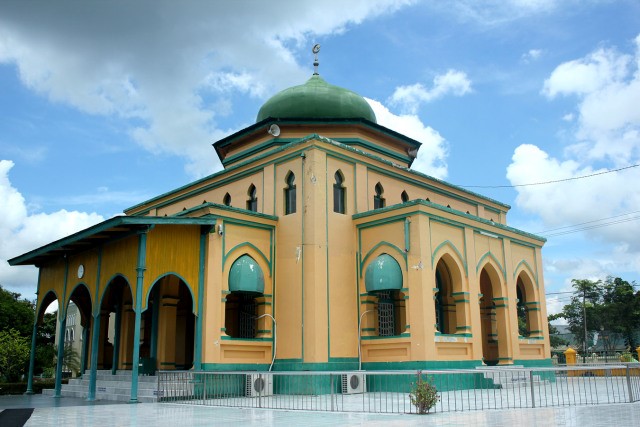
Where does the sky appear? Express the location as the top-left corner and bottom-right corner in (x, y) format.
(1, 0), (639, 315)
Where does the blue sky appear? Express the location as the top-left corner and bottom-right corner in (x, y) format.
(1, 0), (639, 314)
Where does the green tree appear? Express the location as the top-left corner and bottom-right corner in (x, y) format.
(61, 343), (81, 376)
(556, 277), (640, 356)
(547, 313), (568, 349)
(555, 279), (601, 355)
(35, 311), (57, 375)
(0, 328), (30, 382)
(0, 284), (35, 337)
(600, 277), (639, 350)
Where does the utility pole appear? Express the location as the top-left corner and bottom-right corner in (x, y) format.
(583, 287), (587, 364)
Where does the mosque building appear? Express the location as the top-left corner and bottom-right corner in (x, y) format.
(10, 48), (550, 401)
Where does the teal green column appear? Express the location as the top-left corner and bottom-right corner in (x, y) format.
(87, 247), (102, 401)
(87, 313), (100, 401)
(54, 316), (67, 397)
(25, 273), (42, 395)
(25, 321), (38, 394)
(80, 324), (89, 377)
(111, 304), (122, 375)
(129, 230), (148, 403)
(54, 258), (69, 398)
(194, 226), (211, 370)
(150, 288), (159, 360)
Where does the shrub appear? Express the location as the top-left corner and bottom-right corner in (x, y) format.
(409, 370), (439, 414)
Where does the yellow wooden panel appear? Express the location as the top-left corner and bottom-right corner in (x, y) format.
(100, 235), (138, 300)
(145, 225), (201, 309)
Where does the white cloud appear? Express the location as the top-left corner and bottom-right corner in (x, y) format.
(0, 160), (104, 295)
(389, 70), (472, 114)
(507, 34), (640, 283)
(0, 0), (414, 179)
(367, 98), (448, 179)
(521, 49), (543, 63)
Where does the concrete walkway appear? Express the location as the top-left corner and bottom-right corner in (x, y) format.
(1, 395), (639, 426)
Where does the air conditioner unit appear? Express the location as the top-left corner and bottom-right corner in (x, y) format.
(245, 373), (273, 397)
(342, 372), (366, 394)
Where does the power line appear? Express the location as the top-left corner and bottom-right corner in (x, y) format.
(543, 215), (640, 237)
(458, 163), (639, 189)
(536, 211), (640, 234)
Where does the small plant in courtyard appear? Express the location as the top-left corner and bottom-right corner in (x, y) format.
(409, 370), (439, 414)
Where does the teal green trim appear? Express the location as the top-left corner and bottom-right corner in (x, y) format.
(111, 304), (122, 375)
(144, 272), (195, 312)
(352, 199), (545, 244)
(223, 242), (271, 277)
(435, 332), (473, 337)
(476, 251), (505, 278)
(54, 258), (70, 398)
(513, 259), (538, 284)
(25, 268), (42, 395)
(333, 137), (411, 164)
(360, 241), (407, 277)
(53, 316), (67, 398)
(176, 202), (278, 221)
(220, 336), (273, 342)
(363, 360), (483, 371)
(301, 155), (305, 361)
(404, 217), (411, 252)
(150, 287), (159, 361)
(87, 247), (102, 401)
(223, 138), (296, 166)
(362, 333), (410, 340)
(325, 154), (331, 361)
(361, 327), (376, 332)
(431, 240), (468, 277)
(9, 216), (216, 266)
(130, 229), (149, 403)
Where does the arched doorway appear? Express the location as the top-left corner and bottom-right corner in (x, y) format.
(143, 275), (195, 372)
(66, 284), (93, 376)
(98, 276), (134, 371)
(479, 264), (510, 365)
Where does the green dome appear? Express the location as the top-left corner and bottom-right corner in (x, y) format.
(256, 75), (377, 123)
(229, 255), (264, 294)
(365, 254), (403, 293)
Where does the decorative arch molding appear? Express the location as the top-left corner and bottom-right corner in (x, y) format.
(513, 260), (538, 288)
(36, 290), (59, 322)
(66, 282), (93, 325)
(476, 252), (506, 280)
(431, 240), (468, 277)
(144, 272), (195, 314)
(478, 258), (506, 299)
(360, 241), (407, 277)
(223, 242), (271, 277)
(98, 273), (133, 310)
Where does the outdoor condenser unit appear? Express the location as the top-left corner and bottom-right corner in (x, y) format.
(341, 372), (366, 394)
(245, 373), (274, 397)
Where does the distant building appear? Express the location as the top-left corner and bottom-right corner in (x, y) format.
(11, 51), (551, 400)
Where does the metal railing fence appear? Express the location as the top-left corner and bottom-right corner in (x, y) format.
(157, 363), (640, 414)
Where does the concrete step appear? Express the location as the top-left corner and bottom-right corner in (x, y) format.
(42, 372), (159, 402)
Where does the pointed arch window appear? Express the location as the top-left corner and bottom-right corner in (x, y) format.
(223, 193), (231, 207)
(284, 172), (296, 215)
(401, 191), (409, 203)
(246, 185), (257, 212)
(225, 255), (265, 339)
(374, 183), (385, 209)
(333, 170), (345, 214)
